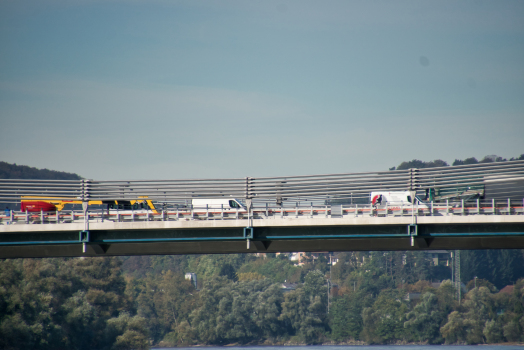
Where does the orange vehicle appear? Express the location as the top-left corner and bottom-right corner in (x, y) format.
(20, 196), (158, 214)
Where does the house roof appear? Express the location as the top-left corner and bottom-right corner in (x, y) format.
(498, 285), (514, 295)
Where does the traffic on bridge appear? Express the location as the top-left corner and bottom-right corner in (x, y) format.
(1, 160), (524, 258)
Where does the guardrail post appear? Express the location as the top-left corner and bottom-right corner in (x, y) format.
(245, 177), (253, 227)
(82, 202), (89, 232)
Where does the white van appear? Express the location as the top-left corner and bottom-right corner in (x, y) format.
(191, 198), (246, 210)
(370, 191), (429, 209)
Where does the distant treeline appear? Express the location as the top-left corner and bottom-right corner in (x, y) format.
(0, 161), (82, 180)
(390, 154), (524, 171)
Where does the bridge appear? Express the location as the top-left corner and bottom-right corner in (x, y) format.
(1, 161), (523, 258)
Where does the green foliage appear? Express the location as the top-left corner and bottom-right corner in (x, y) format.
(404, 292), (444, 344)
(396, 154), (523, 170)
(0, 257), (146, 350)
(329, 291), (372, 341)
(190, 254), (254, 281)
(396, 159), (449, 170)
(3, 248), (524, 347)
(182, 277), (284, 345)
(279, 288), (326, 344)
(452, 157), (479, 166)
(133, 270), (197, 344)
(441, 311), (467, 344)
(237, 255), (301, 283)
(441, 286), (500, 344)
(106, 312), (149, 350)
(361, 289), (408, 344)
(461, 250), (524, 289)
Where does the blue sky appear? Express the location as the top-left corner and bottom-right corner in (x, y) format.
(1, 0), (523, 180)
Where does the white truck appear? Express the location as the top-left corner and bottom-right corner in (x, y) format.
(370, 191), (429, 209)
(191, 198), (246, 210)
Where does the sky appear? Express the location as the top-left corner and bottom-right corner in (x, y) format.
(1, 0), (523, 180)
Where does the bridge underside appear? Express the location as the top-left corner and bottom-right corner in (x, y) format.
(1, 222), (524, 258)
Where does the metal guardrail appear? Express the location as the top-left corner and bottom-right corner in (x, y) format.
(1, 160), (523, 205)
(1, 199), (523, 226)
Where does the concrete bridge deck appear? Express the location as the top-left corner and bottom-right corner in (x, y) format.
(1, 212), (523, 258)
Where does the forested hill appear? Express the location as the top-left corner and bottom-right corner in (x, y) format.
(390, 154), (524, 171)
(0, 161), (82, 180)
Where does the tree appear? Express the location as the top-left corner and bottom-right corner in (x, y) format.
(106, 312), (149, 350)
(404, 292), (444, 344)
(441, 286), (498, 344)
(279, 271), (328, 344)
(461, 250), (524, 289)
(0, 257), (147, 350)
(396, 159), (448, 170)
(184, 277), (284, 345)
(361, 289), (407, 344)
(452, 157), (479, 166)
(329, 291), (372, 341)
(441, 311), (467, 344)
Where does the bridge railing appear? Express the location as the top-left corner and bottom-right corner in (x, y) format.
(2, 197), (523, 226)
(1, 160), (523, 207)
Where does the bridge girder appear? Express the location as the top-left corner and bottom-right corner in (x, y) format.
(1, 222), (524, 258)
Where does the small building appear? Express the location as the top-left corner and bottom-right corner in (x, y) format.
(424, 250), (452, 266)
(185, 272), (197, 289)
(404, 292), (421, 302)
(281, 282), (298, 293)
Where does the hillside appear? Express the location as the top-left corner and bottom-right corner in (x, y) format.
(0, 161), (82, 180)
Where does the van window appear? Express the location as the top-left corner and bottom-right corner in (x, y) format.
(407, 196), (412, 204)
(229, 200), (240, 208)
